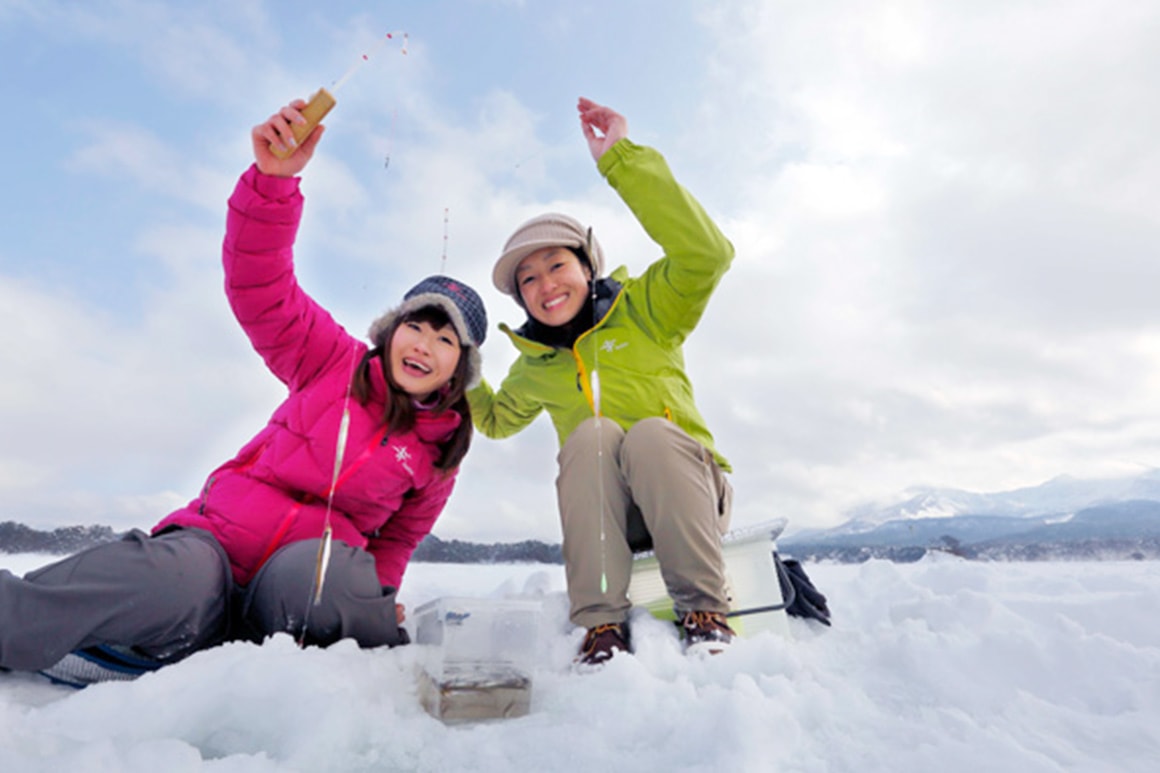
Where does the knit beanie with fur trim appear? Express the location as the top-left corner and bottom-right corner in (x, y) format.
(367, 275), (487, 388)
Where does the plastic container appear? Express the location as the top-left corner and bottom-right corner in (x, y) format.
(628, 520), (791, 638)
(413, 596), (542, 723)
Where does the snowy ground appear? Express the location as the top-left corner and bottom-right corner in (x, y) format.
(1, 553), (1158, 772)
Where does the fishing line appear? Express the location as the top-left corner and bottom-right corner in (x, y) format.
(300, 340), (361, 645)
(384, 106), (397, 170)
(441, 207), (450, 274)
(331, 31), (408, 92)
(290, 31), (409, 646)
(587, 227), (609, 596)
(269, 31), (408, 161)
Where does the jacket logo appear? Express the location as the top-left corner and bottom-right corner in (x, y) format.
(600, 339), (628, 353)
(394, 445), (415, 476)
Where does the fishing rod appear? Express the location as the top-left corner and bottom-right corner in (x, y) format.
(269, 31), (408, 160)
(292, 30), (409, 642)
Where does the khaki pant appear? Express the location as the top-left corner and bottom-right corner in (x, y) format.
(556, 417), (732, 628)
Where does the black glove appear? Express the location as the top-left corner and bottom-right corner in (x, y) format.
(775, 555), (832, 626)
(381, 586), (411, 647)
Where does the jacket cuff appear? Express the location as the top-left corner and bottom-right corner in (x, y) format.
(597, 138), (638, 179)
(243, 163), (302, 200)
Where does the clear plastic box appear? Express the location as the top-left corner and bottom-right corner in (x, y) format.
(413, 596), (542, 723)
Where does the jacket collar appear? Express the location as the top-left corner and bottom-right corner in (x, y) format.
(413, 406), (462, 443)
(504, 271), (625, 353)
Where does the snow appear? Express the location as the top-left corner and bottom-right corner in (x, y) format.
(2, 553), (1159, 772)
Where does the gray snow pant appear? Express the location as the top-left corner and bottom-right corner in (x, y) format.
(556, 417), (733, 629)
(0, 528), (230, 671)
(236, 538), (408, 649)
(0, 528), (405, 673)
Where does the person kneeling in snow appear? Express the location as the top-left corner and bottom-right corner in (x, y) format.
(0, 97), (486, 686)
(469, 98), (736, 666)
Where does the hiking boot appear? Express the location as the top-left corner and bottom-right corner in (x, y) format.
(680, 610), (735, 656)
(575, 622), (630, 667)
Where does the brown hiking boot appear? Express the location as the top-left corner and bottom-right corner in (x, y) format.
(575, 623), (630, 667)
(680, 611), (736, 656)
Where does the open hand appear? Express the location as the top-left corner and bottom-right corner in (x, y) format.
(577, 97), (627, 162)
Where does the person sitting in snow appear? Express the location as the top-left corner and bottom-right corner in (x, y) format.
(469, 97), (736, 665)
(0, 97), (487, 686)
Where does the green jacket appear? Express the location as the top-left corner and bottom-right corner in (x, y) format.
(468, 139), (735, 471)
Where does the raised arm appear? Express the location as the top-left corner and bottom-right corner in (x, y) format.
(581, 98), (734, 344)
(224, 99), (354, 391)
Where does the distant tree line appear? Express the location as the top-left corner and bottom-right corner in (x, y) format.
(0, 521), (120, 555)
(0, 521), (564, 564)
(411, 533), (563, 564)
(9, 520), (1155, 566)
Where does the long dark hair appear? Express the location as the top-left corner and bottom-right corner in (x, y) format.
(352, 306), (474, 472)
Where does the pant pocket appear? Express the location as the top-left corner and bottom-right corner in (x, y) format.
(704, 448), (733, 534)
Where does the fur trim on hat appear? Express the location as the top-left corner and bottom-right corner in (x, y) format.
(367, 293), (483, 389)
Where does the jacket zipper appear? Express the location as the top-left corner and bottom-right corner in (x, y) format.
(572, 287), (625, 414)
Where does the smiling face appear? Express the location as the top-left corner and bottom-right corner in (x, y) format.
(389, 314), (463, 401)
(515, 246), (593, 327)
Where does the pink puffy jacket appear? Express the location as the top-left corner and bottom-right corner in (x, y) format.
(154, 165), (460, 589)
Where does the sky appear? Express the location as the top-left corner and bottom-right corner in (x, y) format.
(1, 553), (1158, 771)
(2, 0), (1160, 543)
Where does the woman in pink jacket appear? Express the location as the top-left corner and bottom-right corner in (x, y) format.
(0, 98), (486, 686)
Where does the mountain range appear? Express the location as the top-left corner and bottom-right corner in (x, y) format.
(7, 471), (1160, 564)
(779, 470), (1160, 562)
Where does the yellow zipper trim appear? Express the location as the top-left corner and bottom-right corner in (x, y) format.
(572, 287), (626, 415)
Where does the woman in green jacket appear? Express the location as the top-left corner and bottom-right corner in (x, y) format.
(469, 97), (737, 666)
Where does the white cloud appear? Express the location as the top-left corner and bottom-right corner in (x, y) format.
(4, 0), (1160, 541)
(676, 0), (1160, 530)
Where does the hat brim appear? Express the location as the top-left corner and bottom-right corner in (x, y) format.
(493, 237), (586, 297)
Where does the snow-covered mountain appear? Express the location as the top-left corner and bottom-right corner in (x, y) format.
(781, 469), (1160, 560)
(838, 469), (1160, 533)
